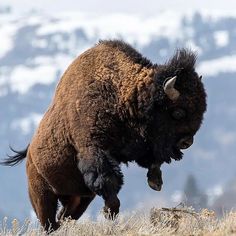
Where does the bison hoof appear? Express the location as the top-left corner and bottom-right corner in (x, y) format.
(147, 165), (163, 191)
(148, 179), (162, 191)
(103, 196), (120, 220)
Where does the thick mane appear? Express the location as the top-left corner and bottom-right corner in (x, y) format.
(99, 39), (153, 68)
(166, 48), (197, 74)
(154, 48), (197, 85)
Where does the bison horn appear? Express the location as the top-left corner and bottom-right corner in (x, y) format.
(163, 76), (180, 101)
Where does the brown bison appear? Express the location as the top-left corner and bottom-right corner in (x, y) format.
(1, 40), (206, 232)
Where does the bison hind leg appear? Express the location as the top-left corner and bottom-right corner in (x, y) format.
(57, 195), (95, 221)
(27, 161), (59, 232)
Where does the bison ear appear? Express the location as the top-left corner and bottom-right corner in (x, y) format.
(199, 75), (202, 80)
(163, 76), (180, 101)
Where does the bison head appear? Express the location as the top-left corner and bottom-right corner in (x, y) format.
(143, 49), (206, 190)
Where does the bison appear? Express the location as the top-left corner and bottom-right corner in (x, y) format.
(1, 40), (206, 232)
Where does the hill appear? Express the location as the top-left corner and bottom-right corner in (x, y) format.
(1, 8), (236, 219)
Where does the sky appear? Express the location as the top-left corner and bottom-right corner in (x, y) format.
(2, 0), (236, 16)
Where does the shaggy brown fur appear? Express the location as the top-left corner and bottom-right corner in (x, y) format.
(1, 40), (206, 232)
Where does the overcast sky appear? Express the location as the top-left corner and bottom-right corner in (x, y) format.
(3, 0), (236, 16)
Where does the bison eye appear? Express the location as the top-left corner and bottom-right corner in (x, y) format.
(172, 109), (186, 120)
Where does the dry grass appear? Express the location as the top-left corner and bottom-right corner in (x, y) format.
(2, 207), (236, 236)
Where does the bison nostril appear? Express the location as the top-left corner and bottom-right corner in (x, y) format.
(183, 141), (190, 148)
(177, 136), (193, 149)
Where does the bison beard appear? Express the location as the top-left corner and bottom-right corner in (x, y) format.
(1, 40), (206, 232)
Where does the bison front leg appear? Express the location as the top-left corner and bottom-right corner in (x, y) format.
(78, 148), (123, 218)
(103, 194), (120, 219)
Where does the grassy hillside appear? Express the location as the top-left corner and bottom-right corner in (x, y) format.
(1, 207), (236, 236)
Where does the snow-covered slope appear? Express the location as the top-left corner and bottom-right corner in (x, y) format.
(1, 8), (236, 219)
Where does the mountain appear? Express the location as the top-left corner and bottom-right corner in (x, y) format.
(1, 8), (236, 220)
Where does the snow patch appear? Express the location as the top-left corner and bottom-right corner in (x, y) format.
(198, 55), (236, 76)
(5, 65), (57, 94)
(0, 54), (79, 95)
(214, 30), (229, 47)
(207, 185), (223, 206)
(11, 113), (42, 134)
(185, 40), (202, 55)
(0, 23), (17, 58)
(32, 54), (73, 69)
(171, 190), (183, 203)
(37, 11), (183, 46)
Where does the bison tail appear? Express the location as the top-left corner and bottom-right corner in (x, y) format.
(0, 145), (29, 166)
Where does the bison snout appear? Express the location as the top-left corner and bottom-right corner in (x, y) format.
(177, 136), (193, 149)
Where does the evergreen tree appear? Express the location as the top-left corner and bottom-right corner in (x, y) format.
(183, 174), (208, 210)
